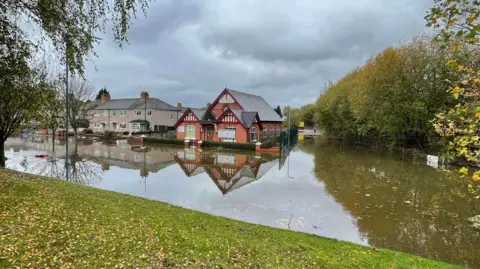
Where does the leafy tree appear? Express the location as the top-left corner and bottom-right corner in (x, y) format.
(315, 36), (462, 149)
(0, 36), (50, 167)
(96, 87), (110, 100)
(426, 0), (480, 195)
(274, 105), (282, 117)
(38, 81), (64, 152)
(2, 0), (152, 75)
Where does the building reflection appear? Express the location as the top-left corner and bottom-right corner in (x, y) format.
(174, 148), (279, 195)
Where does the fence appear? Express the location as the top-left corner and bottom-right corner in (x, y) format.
(279, 128), (298, 170)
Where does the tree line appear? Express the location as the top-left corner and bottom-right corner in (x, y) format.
(314, 36), (479, 151)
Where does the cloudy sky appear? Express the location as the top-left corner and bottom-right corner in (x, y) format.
(84, 0), (433, 109)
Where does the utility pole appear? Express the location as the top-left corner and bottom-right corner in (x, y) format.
(64, 36), (69, 170)
(144, 93), (147, 132)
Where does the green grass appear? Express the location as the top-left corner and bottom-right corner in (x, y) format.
(0, 169), (459, 269)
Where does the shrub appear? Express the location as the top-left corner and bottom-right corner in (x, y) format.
(202, 141), (256, 151)
(144, 137), (184, 145)
(260, 140), (275, 149)
(122, 131), (130, 135)
(81, 128), (93, 134)
(104, 131), (116, 137)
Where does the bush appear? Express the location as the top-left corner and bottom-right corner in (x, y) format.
(144, 137), (184, 145)
(260, 140), (275, 149)
(81, 128), (93, 134)
(122, 131), (130, 135)
(202, 141), (256, 151)
(104, 131), (116, 137)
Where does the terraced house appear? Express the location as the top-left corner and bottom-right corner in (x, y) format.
(174, 88), (284, 143)
(89, 92), (183, 133)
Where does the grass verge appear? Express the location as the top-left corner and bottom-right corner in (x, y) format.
(0, 169), (458, 269)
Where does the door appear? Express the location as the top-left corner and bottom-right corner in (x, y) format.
(206, 126), (214, 141)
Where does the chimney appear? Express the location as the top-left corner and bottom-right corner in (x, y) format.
(101, 92), (111, 103)
(177, 103), (182, 108)
(140, 91), (149, 100)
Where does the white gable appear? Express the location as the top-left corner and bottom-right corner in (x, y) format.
(219, 93), (235, 104)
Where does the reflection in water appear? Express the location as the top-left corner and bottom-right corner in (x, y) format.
(305, 138), (480, 268)
(174, 148), (279, 195)
(5, 136), (480, 267)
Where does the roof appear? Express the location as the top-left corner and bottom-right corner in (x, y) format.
(94, 98), (180, 111)
(230, 109), (258, 128)
(227, 89), (283, 122)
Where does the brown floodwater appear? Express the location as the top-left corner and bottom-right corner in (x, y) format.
(4, 136), (480, 267)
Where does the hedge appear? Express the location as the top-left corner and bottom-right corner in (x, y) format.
(144, 137), (184, 145)
(260, 140), (275, 149)
(201, 141), (256, 151)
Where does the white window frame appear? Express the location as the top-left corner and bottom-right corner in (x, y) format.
(120, 110), (127, 116)
(119, 122), (127, 129)
(223, 126), (236, 142)
(263, 127), (267, 138)
(147, 110), (152, 116)
(250, 127), (257, 142)
(104, 110), (108, 116)
(185, 125), (196, 139)
(135, 110), (142, 116)
(270, 127), (274, 137)
(129, 123), (141, 131)
(112, 110), (116, 116)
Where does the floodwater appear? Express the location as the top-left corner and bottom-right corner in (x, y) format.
(4, 136), (480, 267)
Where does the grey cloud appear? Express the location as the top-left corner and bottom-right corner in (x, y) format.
(85, 0), (432, 109)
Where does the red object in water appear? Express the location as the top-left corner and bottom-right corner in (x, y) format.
(35, 154), (49, 158)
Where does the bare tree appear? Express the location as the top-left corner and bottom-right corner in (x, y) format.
(61, 76), (96, 153)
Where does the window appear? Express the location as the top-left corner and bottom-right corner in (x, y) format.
(223, 126), (236, 142)
(112, 111), (116, 116)
(250, 127), (257, 142)
(130, 123), (140, 131)
(120, 123), (127, 129)
(263, 127), (267, 138)
(186, 125), (196, 139)
(120, 110), (127, 116)
(147, 110), (152, 116)
(104, 110), (108, 116)
(135, 110), (142, 116)
(134, 154), (141, 162)
(119, 153), (125, 160)
(171, 114), (174, 120)
(270, 127), (274, 137)
(276, 127), (280, 136)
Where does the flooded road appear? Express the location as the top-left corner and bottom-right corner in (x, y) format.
(4, 136), (480, 267)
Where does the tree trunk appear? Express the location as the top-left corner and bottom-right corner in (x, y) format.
(74, 129), (79, 155)
(51, 129), (55, 152)
(0, 140), (5, 168)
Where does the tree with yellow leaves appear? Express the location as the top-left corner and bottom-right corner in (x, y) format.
(426, 0), (480, 195)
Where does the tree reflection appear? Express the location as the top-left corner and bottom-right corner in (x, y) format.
(306, 138), (480, 267)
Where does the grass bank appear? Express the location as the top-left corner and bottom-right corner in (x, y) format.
(0, 169), (458, 268)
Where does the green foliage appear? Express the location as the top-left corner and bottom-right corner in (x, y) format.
(144, 137), (185, 146)
(315, 36), (466, 149)
(95, 87), (110, 100)
(103, 131), (118, 137)
(284, 104), (316, 127)
(426, 0), (480, 195)
(2, 0), (152, 75)
(260, 140), (275, 149)
(80, 128), (93, 134)
(0, 35), (50, 166)
(201, 141), (256, 151)
(274, 105), (282, 117)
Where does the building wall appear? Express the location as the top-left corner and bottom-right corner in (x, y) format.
(259, 122), (283, 140)
(211, 100), (242, 118)
(89, 108), (181, 132)
(176, 122), (202, 140)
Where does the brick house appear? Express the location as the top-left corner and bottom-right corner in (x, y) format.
(89, 92), (184, 133)
(174, 88), (284, 143)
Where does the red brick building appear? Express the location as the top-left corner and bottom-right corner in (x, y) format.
(175, 88), (284, 143)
